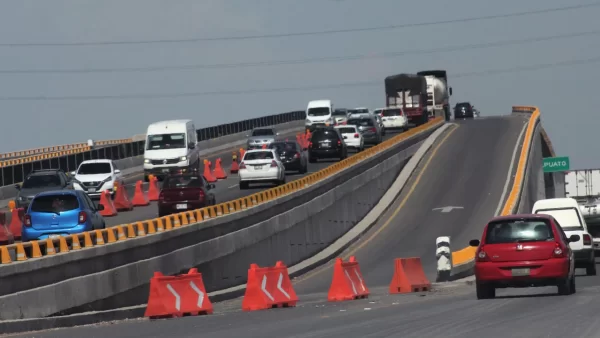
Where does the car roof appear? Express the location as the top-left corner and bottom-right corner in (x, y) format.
(245, 149), (276, 153)
(80, 159), (112, 164)
(29, 169), (63, 176)
(488, 214), (553, 223)
(35, 190), (79, 198)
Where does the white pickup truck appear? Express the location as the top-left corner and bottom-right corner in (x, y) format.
(565, 169), (600, 251)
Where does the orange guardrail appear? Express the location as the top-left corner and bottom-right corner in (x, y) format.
(0, 118), (445, 264)
(451, 106), (541, 266)
(0, 138), (134, 168)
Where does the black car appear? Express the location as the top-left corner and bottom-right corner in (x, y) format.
(308, 127), (348, 163)
(454, 102), (475, 119)
(15, 169), (73, 209)
(268, 141), (308, 173)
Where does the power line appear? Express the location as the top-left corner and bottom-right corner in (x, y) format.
(1, 2), (598, 47)
(1, 56), (599, 101)
(1, 29), (598, 74)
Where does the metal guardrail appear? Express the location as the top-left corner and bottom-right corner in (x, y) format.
(0, 110), (306, 187)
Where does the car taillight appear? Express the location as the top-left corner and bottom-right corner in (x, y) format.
(158, 191), (164, 201)
(24, 214), (31, 227)
(239, 161), (246, 169)
(369, 127), (377, 132)
(270, 160), (277, 167)
(553, 243), (565, 258)
(309, 142), (313, 148)
(476, 246), (488, 262)
(294, 152), (300, 159)
(337, 140), (342, 146)
(78, 211), (87, 224)
(354, 133), (359, 138)
(583, 234), (592, 245)
(199, 189), (205, 201)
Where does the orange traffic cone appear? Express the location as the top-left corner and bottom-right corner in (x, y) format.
(239, 148), (245, 159)
(147, 175), (160, 201)
(113, 181), (133, 211)
(214, 158), (227, 179)
(230, 152), (239, 174)
(8, 208), (23, 240)
(132, 180), (150, 206)
(99, 190), (118, 216)
(204, 160), (217, 182)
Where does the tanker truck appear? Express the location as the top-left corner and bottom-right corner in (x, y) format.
(416, 70), (452, 122)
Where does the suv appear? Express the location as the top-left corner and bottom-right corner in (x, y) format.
(71, 159), (122, 198)
(246, 127), (279, 150)
(15, 169), (72, 209)
(454, 102), (474, 119)
(308, 127), (348, 163)
(346, 115), (383, 145)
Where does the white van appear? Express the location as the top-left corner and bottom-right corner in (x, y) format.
(143, 120), (200, 181)
(532, 197), (596, 275)
(305, 100), (334, 130)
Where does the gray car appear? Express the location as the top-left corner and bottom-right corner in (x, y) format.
(346, 115), (383, 145)
(246, 127), (279, 150)
(15, 169), (73, 209)
(332, 108), (349, 125)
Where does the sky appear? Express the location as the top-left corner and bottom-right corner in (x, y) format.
(0, 0), (598, 168)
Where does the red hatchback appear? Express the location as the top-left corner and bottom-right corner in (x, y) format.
(158, 172), (217, 217)
(470, 214), (579, 299)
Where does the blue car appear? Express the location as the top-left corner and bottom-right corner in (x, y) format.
(22, 190), (106, 242)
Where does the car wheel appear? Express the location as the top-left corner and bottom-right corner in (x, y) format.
(586, 262), (597, 276)
(476, 282), (495, 300)
(557, 277), (572, 295)
(570, 275), (576, 294)
(239, 181), (249, 190)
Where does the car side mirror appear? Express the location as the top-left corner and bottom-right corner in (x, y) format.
(70, 171), (76, 176)
(14, 184), (20, 190)
(276, 132), (280, 136)
(97, 204), (105, 211)
(114, 169), (121, 174)
(208, 183), (216, 190)
(469, 239), (480, 247)
(568, 234), (580, 243)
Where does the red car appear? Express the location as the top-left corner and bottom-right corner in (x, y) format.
(470, 214), (579, 299)
(158, 172), (216, 217)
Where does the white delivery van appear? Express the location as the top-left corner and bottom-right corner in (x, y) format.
(305, 100), (334, 131)
(532, 197), (596, 275)
(143, 120), (200, 181)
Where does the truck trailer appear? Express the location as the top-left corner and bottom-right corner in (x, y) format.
(384, 74), (429, 126)
(416, 70), (452, 122)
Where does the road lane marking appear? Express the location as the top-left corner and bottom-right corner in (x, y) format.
(295, 124), (459, 284)
(494, 121), (528, 216)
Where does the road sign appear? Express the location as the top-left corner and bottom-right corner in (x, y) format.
(543, 156), (570, 173)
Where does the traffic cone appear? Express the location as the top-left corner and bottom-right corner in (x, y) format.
(239, 148), (245, 159)
(113, 181), (133, 211)
(230, 152), (239, 174)
(147, 175), (160, 201)
(204, 160), (217, 182)
(132, 180), (150, 206)
(213, 158), (227, 179)
(8, 208), (23, 241)
(0, 212), (14, 245)
(99, 190), (118, 216)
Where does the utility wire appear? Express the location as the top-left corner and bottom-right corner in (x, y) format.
(1, 56), (599, 101)
(0, 2), (598, 47)
(1, 30), (598, 74)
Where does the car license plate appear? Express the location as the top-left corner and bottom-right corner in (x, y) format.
(162, 169), (170, 173)
(176, 203), (187, 210)
(255, 165), (263, 170)
(511, 268), (530, 276)
(88, 188), (96, 193)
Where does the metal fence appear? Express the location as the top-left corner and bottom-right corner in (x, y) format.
(0, 110), (306, 187)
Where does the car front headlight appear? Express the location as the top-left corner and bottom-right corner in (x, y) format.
(305, 119), (312, 124)
(144, 159), (150, 164)
(180, 156), (187, 162)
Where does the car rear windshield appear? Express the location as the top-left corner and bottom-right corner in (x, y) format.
(269, 142), (296, 152)
(31, 194), (79, 213)
(307, 107), (330, 116)
(163, 175), (203, 188)
(252, 129), (275, 136)
(337, 127), (356, 134)
(354, 109), (369, 114)
(77, 163), (111, 175)
(534, 207), (583, 230)
(485, 219), (554, 244)
(22, 174), (61, 189)
(147, 133), (186, 150)
(456, 103), (471, 109)
(381, 109), (402, 116)
(311, 130), (338, 141)
(244, 151), (274, 160)
(347, 119), (374, 127)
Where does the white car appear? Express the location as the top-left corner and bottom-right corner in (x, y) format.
(238, 149), (286, 189)
(533, 197), (596, 276)
(71, 159), (122, 198)
(374, 107), (409, 131)
(335, 125), (364, 151)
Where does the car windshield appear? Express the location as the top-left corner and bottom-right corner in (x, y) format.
(244, 151), (274, 161)
(77, 163), (111, 175)
(332, 110), (347, 116)
(252, 129), (275, 136)
(456, 103), (471, 110)
(163, 175), (203, 188)
(347, 119), (374, 127)
(31, 194), (79, 213)
(485, 219), (555, 244)
(382, 109), (403, 116)
(534, 207), (583, 230)
(337, 127), (356, 134)
(22, 174), (61, 189)
(147, 133), (186, 150)
(269, 142), (296, 152)
(307, 107), (330, 116)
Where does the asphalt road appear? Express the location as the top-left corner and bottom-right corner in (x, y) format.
(102, 129), (403, 227)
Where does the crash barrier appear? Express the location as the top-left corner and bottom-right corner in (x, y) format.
(436, 106), (544, 281)
(0, 138), (133, 160)
(0, 118), (444, 265)
(242, 261), (297, 311)
(144, 268), (213, 319)
(0, 110), (305, 187)
(327, 256), (369, 301)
